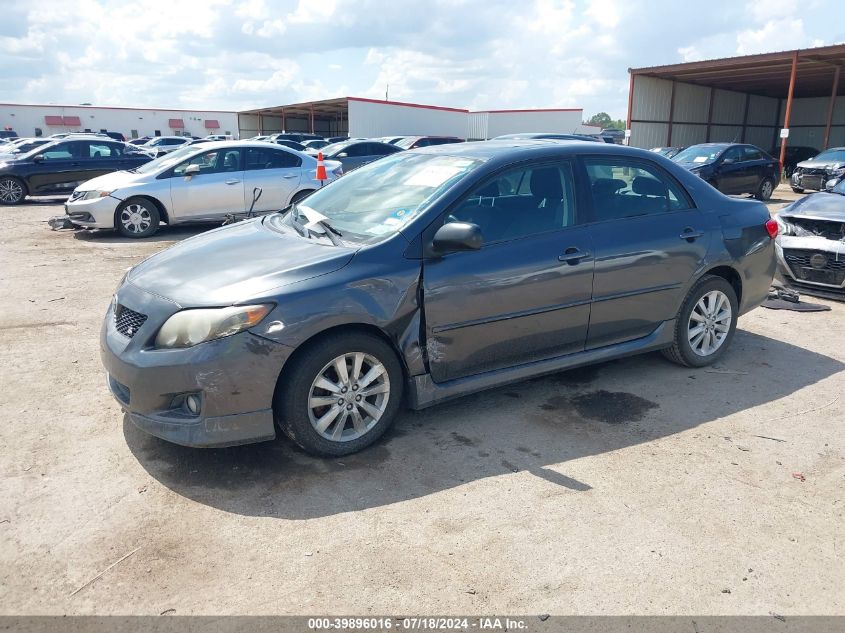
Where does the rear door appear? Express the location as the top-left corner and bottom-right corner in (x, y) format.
(583, 156), (713, 349)
(243, 146), (303, 211)
(741, 145), (768, 191)
(422, 160), (595, 382)
(85, 141), (126, 180)
(168, 147), (245, 220)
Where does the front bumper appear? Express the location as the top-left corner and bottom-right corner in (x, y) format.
(65, 195), (121, 228)
(101, 282), (294, 447)
(791, 171), (842, 192)
(775, 238), (845, 299)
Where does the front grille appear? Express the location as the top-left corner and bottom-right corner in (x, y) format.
(801, 168), (827, 176)
(114, 304), (147, 338)
(783, 248), (845, 286)
(789, 218), (845, 240)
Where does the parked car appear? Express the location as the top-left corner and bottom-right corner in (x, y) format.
(142, 136), (192, 157)
(650, 146), (684, 158)
(395, 136), (464, 149)
(63, 141), (342, 237)
(269, 132), (324, 144)
(770, 145), (819, 178)
(302, 139), (330, 151)
(321, 139), (402, 170)
(0, 139), (153, 205)
(790, 147), (845, 193)
(0, 137), (51, 158)
(128, 137), (152, 145)
(600, 128), (625, 144)
(0, 130), (19, 140)
(325, 136), (349, 143)
(493, 133), (601, 143)
(273, 139), (307, 152)
(203, 134), (232, 141)
(672, 143), (780, 200)
(372, 136), (405, 145)
(101, 141), (776, 455)
(775, 178), (845, 300)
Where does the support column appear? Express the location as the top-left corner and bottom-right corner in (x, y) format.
(310, 105), (315, 134)
(740, 93), (750, 142)
(705, 87), (715, 142)
(823, 66), (840, 150)
(779, 51), (799, 170)
(667, 80), (677, 146)
(625, 71), (635, 145)
(258, 112), (263, 135)
(281, 109), (286, 133)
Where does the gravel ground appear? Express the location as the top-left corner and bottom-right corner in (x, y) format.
(1, 186), (843, 615)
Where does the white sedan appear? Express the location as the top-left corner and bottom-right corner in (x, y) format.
(63, 141), (342, 238)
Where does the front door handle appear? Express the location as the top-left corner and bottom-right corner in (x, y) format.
(225, 179), (241, 185)
(282, 174), (298, 179)
(558, 248), (591, 264)
(679, 228), (704, 241)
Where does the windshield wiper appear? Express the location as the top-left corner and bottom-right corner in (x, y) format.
(296, 205), (345, 246)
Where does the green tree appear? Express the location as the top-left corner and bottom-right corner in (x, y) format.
(587, 112), (612, 128)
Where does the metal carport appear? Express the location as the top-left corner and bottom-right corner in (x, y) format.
(625, 44), (845, 167)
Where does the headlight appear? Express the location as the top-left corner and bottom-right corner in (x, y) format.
(154, 304), (273, 349)
(827, 167), (845, 177)
(80, 190), (114, 200)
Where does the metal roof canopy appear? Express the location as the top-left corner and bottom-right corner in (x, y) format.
(630, 44), (845, 98)
(240, 97), (349, 119)
(627, 44), (845, 159)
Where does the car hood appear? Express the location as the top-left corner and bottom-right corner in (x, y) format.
(796, 158), (845, 169)
(780, 192), (845, 222)
(126, 217), (356, 306)
(75, 169), (152, 192)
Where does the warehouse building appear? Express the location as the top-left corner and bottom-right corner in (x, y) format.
(238, 97), (588, 140)
(626, 43), (845, 164)
(0, 103), (239, 140)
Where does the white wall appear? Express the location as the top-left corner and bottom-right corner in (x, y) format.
(348, 99), (467, 138)
(0, 103), (239, 139)
(481, 110), (584, 139)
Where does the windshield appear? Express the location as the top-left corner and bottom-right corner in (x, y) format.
(672, 146), (724, 164)
(832, 179), (845, 195)
(321, 141), (352, 156)
(132, 145), (203, 174)
(813, 149), (845, 162)
(269, 152), (484, 244)
(395, 137), (421, 149)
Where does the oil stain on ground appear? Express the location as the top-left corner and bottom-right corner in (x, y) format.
(540, 390), (658, 424)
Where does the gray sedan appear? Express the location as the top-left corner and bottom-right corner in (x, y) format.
(321, 140), (402, 170)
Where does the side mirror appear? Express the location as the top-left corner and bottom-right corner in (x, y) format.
(184, 164), (200, 177)
(432, 222), (483, 254)
(721, 157), (735, 165)
(337, 152), (348, 158)
(33, 154), (45, 163)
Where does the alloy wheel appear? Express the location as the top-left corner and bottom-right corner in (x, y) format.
(761, 180), (773, 200)
(307, 352), (390, 442)
(0, 178), (24, 204)
(120, 203), (152, 234)
(687, 290), (732, 357)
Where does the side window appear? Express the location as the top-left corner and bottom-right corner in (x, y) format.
(345, 143), (368, 157)
(743, 146), (763, 161)
(245, 148), (301, 170)
(448, 162), (578, 243)
(42, 142), (83, 160)
(722, 146), (743, 162)
(173, 150), (222, 176)
(371, 144), (393, 156)
(415, 139), (431, 148)
(584, 158), (692, 222)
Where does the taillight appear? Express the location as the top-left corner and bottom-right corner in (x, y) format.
(765, 218), (778, 239)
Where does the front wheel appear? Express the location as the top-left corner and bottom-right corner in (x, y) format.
(116, 197), (160, 238)
(276, 332), (404, 456)
(755, 178), (774, 201)
(0, 176), (27, 205)
(662, 275), (739, 368)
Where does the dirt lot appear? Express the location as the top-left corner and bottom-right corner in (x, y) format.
(1, 186), (843, 615)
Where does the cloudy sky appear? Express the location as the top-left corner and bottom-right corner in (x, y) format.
(0, 0), (841, 119)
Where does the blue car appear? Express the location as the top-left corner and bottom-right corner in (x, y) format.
(102, 141), (777, 455)
(673, 143), (780, 201)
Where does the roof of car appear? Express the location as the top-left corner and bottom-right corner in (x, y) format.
(412, 139), (662, 162)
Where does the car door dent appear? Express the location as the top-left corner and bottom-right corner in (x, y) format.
(431, 296), (593, 333)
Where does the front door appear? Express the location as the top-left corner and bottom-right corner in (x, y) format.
(714, 146), (749, 194)
(422, 161), (594, 382)
(27, 141), (89, 194)
(582, 156), (714, 349)
(243, 146), (302, 211)
(168, 147), (245, 220)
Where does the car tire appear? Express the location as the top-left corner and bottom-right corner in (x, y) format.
(755, 178), (774, 201)
(275, 331), (404, 456)
(662, 275), (739, 368)
(115, 197), (160, 238)
(0, 176), (27, 205)
(791, 186), (805, 194)
(290, 189), (314, 205)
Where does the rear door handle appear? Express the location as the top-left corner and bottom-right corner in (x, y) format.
(558, 248), (591, 264)
(225, 179), (241, 185)
(680, 228), (704, 241)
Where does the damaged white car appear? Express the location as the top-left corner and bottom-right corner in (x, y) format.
(776, 178), (845, 300)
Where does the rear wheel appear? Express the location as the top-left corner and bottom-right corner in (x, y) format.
(755, 178), (774, 201)
(662, 275), (738, 368)
(116, 197), (160, 238)
(276, 332), (404, 456)
(0, 177), (27, 205)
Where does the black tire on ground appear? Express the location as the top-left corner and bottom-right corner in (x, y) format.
(275, 331), (404, 456)
(290, 189), (314, 205)
(791, 186), (805, 194)
(755, 177), (775, 201)
(115, 197), (160, 238)
(662, 275), (739, 368)
(0, 176), (27, 205)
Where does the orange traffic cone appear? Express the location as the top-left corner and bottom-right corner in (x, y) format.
(316, 152), (327, 182)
